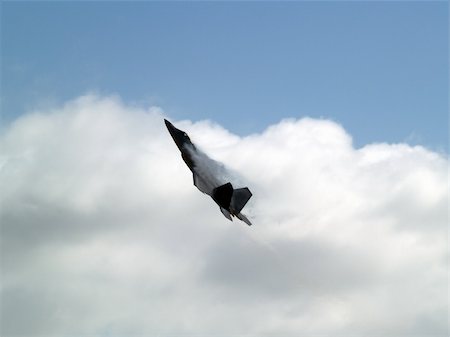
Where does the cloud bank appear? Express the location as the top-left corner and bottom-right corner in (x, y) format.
(1, 95), (448, 336)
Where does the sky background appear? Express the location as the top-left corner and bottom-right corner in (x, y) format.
(1, 1), (449, 336)
(1, 94), (448, 336)
(1, 1), (448, 151)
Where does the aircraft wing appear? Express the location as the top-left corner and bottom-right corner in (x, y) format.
(193, 173), (212, 195)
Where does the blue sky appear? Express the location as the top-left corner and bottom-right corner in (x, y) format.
(2, 1), (448, 151)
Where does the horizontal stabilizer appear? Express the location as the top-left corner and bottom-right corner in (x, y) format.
(220, 207), (233, 221)
(236, 212), (252, 226)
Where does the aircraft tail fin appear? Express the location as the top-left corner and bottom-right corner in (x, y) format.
(212, 183), (233, 209)
(230, 187), (252, 214)
(213, 183), (253, 224)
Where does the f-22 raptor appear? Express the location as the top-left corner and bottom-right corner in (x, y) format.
(164, 119), (252, 226)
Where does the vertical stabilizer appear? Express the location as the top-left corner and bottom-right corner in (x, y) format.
(230, 187), (252, 214)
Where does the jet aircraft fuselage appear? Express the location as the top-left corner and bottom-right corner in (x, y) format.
(164, 119), (252, 226)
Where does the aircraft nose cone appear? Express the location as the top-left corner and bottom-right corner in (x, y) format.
(164, 119), (176, 133)
(164, 118), (188, 150)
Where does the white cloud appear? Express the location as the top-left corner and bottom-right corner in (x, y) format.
(1, 94), (447, 336)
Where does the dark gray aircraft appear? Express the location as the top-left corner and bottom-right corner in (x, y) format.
(164, 119), (252, 226)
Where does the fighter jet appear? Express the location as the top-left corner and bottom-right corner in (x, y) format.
(164, 119), (252, 226)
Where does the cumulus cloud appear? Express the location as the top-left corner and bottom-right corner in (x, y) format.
(0, 94), (447, 336)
